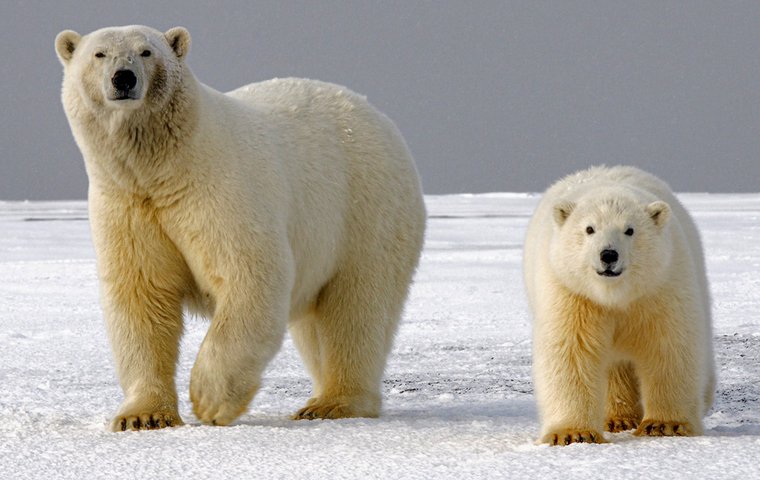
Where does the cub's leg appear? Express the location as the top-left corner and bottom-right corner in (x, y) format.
(533, 295), (613, 445)
(631, 301), (705, 437)
(605, 361), (643, 432)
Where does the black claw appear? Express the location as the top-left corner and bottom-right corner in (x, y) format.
(165, 418), (174, 427)
(645, 423), (653, 434)
(120, 419), (127, 432)
(564, 434), (572, 445)
(132, 418), (141, 430)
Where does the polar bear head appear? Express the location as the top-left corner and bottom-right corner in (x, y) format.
(55, 25), (190, 114)
(548, 189), (673, 308)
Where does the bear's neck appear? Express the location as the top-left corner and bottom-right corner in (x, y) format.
(76, 74), (200, 200)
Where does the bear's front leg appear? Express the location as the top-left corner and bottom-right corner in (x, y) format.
(533, 301), (613, 445)
(189, 249), (292, 426)
(93, 201), (192, 432)
(105, 282), (186, 431)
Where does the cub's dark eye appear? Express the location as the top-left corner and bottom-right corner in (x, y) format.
(625, 228), (635, 236)
(586, 226), (595, 235)
(140, 49), (152, 57)
(95, 52), (106, 58)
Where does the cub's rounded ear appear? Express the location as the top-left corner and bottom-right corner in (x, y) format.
(552, 201), (575, 227)
(165, 27), (191, 59)
(646, 201), (671, 228)
(55, 30), (81, 65)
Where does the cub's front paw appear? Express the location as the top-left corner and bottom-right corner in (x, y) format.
(634, 419), (692, 436)
(111, 411), (183, 432)
(606, 416), (639, 432)
(541, 428), (606, 446)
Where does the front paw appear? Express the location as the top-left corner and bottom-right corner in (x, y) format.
(541, 428), (606, 446)
(606, 416), (639, 432)
(634, 419), (692, 436)
(190, 354), (258, 426)
(111, 410), (183, 432)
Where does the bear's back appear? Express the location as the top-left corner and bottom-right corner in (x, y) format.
(226, 77), (370, 120)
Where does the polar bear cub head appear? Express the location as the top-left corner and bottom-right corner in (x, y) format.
(549, 188), (673, 308)
(55, 25), (190, 112)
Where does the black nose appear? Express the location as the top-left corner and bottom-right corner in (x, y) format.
(112, 69), (137, 91)
(600, 249), (619, 265)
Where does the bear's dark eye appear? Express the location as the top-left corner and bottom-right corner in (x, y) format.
(140, 49), (151, 57)
(95, 52), (106, 58)
(625, 227), (635, 236)
(586, 226), (595, 235)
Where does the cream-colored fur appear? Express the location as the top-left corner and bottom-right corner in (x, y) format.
(55, 25), (426, 431)
(523, 166), (714, 445)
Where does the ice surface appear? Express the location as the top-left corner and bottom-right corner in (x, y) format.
(1, 195), (759, 479)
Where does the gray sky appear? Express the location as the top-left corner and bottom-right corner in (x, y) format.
(2, 1), (759, 200)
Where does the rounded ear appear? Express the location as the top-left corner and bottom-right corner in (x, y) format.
(552, 201), (575, 227)
(646, 201), (671, 228)
(55, 30), (81, 65)
(165, 27), (191, 59)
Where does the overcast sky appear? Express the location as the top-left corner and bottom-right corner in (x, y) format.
(1, 1), (759, 200)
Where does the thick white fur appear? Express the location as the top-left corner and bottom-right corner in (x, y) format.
(55, 25), (426, 431)
(523, 166), (715, 445)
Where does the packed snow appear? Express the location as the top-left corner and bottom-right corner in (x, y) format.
(1, 194), (759, 479)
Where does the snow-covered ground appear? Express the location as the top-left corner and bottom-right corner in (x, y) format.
(1, 194), (759, 479)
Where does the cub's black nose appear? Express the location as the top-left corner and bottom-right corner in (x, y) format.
(600, 249), (619, 265)
(112, 69), (137, 91)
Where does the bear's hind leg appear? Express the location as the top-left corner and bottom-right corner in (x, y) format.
(289, 311), (325, 405)
(292, 264), (409, 420)
(605, 361), (643, 432)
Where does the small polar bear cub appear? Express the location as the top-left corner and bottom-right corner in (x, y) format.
(55, 25), (426, 431)
(523, 166), (715, 445)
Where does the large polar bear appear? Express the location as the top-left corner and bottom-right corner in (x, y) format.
(523, 166), (715, 445)
(55, 25), (426, 431)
